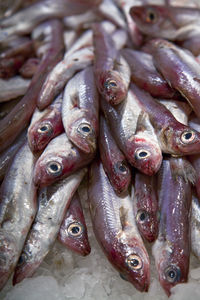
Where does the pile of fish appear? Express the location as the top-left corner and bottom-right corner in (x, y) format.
(1, 0), (200, 297)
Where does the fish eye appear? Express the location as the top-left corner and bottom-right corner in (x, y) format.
(136, 210), (148, 223)
(17, 253), (28, 266)
(181, 130), (196, 144)
(135, 149), (151, 159)
(67, 222), (83, 237)
(37, 123), (52, 134)
(46, 161), (62, 176)
(146, 8), (157, 23)
(78, 123), (92, 135)
(115, 161), (128, 174)
(105, 79), (117, 90)
(126, 254), (143, 270)
(164, 265), (181, 283)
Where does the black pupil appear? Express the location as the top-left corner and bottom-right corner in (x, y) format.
(168, 270), (176, 279)
(40, 125), (48, 132)
(140, 212), (146, 221)
(71, 226), (80, 234)
(130, 259), (139, 267)
(148, 11), (155, 21)
(184, 132), (192, 140)
(139, 151), (147, 157)
(118, 164), (126, 173)
(50, 164), (59, 172)
(82, 126), (90, 133)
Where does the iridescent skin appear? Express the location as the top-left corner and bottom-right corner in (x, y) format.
(0, 129), (27, 182)
(191, 193), (200, 260)
(0, 19), (65, 152)
(62, 66), (99, 154)
(129, 84), (200, 155)
(28, 94), (64, 153)
(153, 157), (193, 296)
(121, 48), (178, 99)
(33, 133), (94, 187)
(99, 115), (131, 194)
(150, 39), (200, 119)
(133, 172), (158, 243)
(19, 58), (40, 78)
(93, 22), (130, 105)
(13, 168), (87, 285)
(58, 191), (91, 256)
(101, 91), (162, 176)
(129, 5), (200, 40)
(0, 142), (37, 290)
(88, 161), (150, 292)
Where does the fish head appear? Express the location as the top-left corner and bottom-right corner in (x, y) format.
(59, 220), (91, 256)
(112, 160), (131, 194)
(67, 116), (97, 154)
(162, 123), (200, 155)
(129, 5), (176, 39)
(130, 137), (162, 175)
(33, 155), (65, 187)
(157, 248), (189, 296)
(99, 70), (127, 105)
(13, 246), (41, 285)
(28, 120), (54, 153)
(135, 210), (159, 243)
(113, 235), (150, 292)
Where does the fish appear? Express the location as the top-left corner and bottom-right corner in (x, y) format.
(93, 22), (130, 105)
(129, 4), (200, 40)
(153, 156), (194, 296)
(133, 171), (158, 243)
(0, 0), (102, 40)
(0, 142), (37, 290)
(129, 83), (200, 155)
(121, 48), (178, 99)
(101, 90), (162, 176)
(58, 191), (91, 256)
(191, 192), (200, 261)
(13, 168), (87, 285)
(0, 19), (65, 153)
(99, 114), (131, 194)
(88, 160), (150, 292)
(0, 129), (27, 182)
(33, 133), (94, 187)
(0, 76), (30, 102)
(62, 66), (99, 154)
(149, 39), (200, 119)
(28, 94), (64, 153)
(19, 58), (40, 78)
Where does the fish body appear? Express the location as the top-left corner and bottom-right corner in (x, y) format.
(33, 133), (94, 187)
(13, 168), (87, 285)
(129, 83), (200, 155)
(130, 5), (200, 40)
(191, 193), (200, 260)
(93, 22), (130, 105)
(150, 39), (200, 119)
(88, 160), (150, 292)
(153, 157), (193, 296)
(133, 172), (158, 243)
(0, 142), (37, 290)
(58, 191), (91, 256)
(121, 48), (177, 99)
(99, 115), (131, 194)
(101, 89), (162, 175)
(62, 66), (99, 154)
(28, 94), (64, 153)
